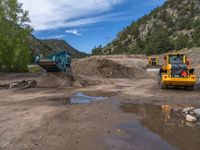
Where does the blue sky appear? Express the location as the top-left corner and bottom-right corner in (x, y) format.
(19, 0), (166, 53)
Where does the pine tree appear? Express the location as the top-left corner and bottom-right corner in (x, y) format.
(92, 45), (103, 55)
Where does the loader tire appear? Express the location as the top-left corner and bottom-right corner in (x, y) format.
(161, 84), (168, 89)
(187, 85), (195, 90)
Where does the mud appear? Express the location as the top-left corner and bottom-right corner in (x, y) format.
(111, 103), (200, 150)
(105, 121), (179, 150)
(1, 50), (200, 150)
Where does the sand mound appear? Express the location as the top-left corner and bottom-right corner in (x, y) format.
(72, 57), (146, 78)
(37, 72), (74, 88)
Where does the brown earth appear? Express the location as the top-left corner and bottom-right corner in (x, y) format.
(0, 48), (200, 150)
(72, 55), (147, 78)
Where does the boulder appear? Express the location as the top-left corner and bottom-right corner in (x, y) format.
(193, 108), (200, 116)
(182, 107), (194, 114)
(186, 114), (197, 122)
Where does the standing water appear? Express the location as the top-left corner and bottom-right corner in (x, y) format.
(70, 92), (107, 104)
(105, 103), (200, 150)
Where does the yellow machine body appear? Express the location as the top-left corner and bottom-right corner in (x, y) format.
(148, 57), (159, 66)
(160, 53), (196, 89)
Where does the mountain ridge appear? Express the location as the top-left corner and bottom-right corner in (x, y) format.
(28, 36), (88, 60)
(92, 0), (200, 55)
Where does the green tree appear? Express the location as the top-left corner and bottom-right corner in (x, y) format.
(0, 0), (32, 72)
(92, 45), (103, 55)
(192, 29), (200, 47)
(144, 27), (173, 55)
(174, 34), (189, 50)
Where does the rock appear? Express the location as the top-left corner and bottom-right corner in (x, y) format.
(182, 107), (194, 114)
(186, 114), (197, 122)
(10, 79), (37, 89)
(9, 82), (18, 89)
(193, 108), (200, 116)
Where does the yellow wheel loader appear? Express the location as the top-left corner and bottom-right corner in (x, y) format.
(159, 53), (196, 90)
(146, 56), (161, 71)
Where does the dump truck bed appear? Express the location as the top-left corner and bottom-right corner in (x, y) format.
(37, 60), (60, 72)
(35, 51), (71, 72)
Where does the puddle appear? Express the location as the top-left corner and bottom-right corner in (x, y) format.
(109, 103), (200, 150)
(70, 92), (107, 104)
(105, 121), (178, 150)
(49, 91), (110, 106)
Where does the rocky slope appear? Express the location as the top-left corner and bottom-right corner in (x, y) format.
(93, 0), (200, 55)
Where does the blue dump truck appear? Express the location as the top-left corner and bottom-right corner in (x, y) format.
(35, 51), (71, 72)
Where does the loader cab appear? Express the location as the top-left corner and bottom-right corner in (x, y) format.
(165, 54), (186, 65)
(148, 57), (159, 66)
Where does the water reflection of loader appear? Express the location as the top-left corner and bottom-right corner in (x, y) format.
(121, 104), (184, 124)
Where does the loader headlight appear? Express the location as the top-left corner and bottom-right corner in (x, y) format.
(164, 75), (168, 79)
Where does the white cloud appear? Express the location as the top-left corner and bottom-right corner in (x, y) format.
(18, 0), (124, 31)
(41, 35), (64, 39)
(65, 29), (81, 36)
(53, 35), (64, 38)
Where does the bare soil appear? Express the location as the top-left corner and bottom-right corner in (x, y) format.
(72, 55), (147, 78)
(1, 49), (200, 150)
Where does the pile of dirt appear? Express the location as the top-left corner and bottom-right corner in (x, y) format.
(37, 72), (75, 88)
(180, 48), (200, 78)
(72, 57), (146, 78)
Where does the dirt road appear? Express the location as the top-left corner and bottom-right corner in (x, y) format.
(0, 73), (200, 150)
(1, 49), (200, 150)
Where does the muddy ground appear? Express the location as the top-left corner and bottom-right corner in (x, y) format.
(1, 49), (200, 150)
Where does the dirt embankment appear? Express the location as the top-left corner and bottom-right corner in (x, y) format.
(72, 56), (147, 78)
(180, 48), (200, 78)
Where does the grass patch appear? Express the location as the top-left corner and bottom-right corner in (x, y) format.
(28, 65), (42, 73)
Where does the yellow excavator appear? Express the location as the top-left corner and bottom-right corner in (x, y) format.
(159, 53), (196, 90)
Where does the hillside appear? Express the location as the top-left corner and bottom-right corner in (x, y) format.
(42, 39), (88, 58)
(28, 36), (87, 60)
(93, 0), (200, 55)
(28, 36), (52, 59)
